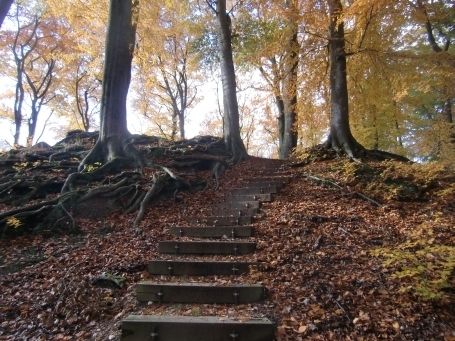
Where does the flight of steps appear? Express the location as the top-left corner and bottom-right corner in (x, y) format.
(121, 161), (290, 341)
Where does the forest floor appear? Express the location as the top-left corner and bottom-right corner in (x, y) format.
(0, 139), (454, 341)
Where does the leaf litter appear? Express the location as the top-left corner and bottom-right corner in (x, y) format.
(0, 156), (454, 340)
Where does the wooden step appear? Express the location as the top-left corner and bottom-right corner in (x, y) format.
(148, 260), (261, 276)
(121, 315), (274, 341)
(223, 193), (272, 202)
(247, 176), (291, 184)
(168, 226), (253, 238)
(204, 208), (258, 216)
(136, 282), (265, 304)
(240, 180), (286, 189)
(185, 216), (251, 226)
(214, 201), (260, 209)
(158, 241), (256, 255)
(222, 185), (278, 195)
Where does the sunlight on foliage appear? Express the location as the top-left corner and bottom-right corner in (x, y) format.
(6, 217), (23, 229)
(86, 162), (102, 172)
(371, 219), (455, 300)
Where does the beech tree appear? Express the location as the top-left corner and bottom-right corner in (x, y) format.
(325, 0), (366, 158)
(208, 0), (248, 162)
(132, 1), (202, 140)
(78, 0), (140, 171)
(0, 0), (13, 28)
(280, 0), (299, 159)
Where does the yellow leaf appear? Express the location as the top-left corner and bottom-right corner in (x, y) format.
(298, 325), (307, 333)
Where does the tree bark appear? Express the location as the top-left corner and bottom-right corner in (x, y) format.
(80, 0), (139, 169)
(0, 0), (13, 28)
(280, 0), (299, 159)
(325, 0), (364, 158)
(215, 0), (248, 162)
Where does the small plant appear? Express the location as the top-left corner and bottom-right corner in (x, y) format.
(371, 218), (455, 300)
(6, 216), (23, 229)
(86, 162), (102, 172)
(190, 306), (202, 316)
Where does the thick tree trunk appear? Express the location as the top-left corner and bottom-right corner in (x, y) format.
(280, 0), (299, 159)
(80, 0), (138, 169)
(216, 0), (248, 162)
(0, 0), (13, 28)
(326, 0), (364, 158)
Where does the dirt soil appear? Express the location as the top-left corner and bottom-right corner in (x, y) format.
(0, 155), (454, 340)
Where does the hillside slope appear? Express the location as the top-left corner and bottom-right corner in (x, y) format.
(0, 143), (454, 340)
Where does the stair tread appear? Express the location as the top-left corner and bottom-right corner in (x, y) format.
(121, 315), (274, 341)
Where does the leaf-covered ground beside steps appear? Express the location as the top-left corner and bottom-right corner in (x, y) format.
(0, 155), (454, 340)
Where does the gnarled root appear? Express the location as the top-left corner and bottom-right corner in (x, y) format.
(133, 172), (165, 227)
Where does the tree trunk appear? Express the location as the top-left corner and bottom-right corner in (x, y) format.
(0, 0), (13, 28)
(280, 0), (299, 159)
(215, 0), (248, 162)
(325, 0), (364, 158)
(80, 0), (139, 169)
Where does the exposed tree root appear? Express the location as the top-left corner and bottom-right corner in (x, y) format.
(211, 161), (226, 190)
(0, 132), (235, 237)
(77, 177), (132, 203)
(133, 172), (165, 228)
(290, 143), (411, 167)
(302, 174), (382, 207)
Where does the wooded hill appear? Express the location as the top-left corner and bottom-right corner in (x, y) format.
(0, 133), (454, 340)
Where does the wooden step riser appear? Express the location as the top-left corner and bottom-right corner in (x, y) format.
(239, 181), (285, 189)
(121, 315), (274, 341)
(185, 216), (251, 226)
(148, 261), (260, 276)
(223, 193), (272, 202)
(158, 242), (256, 255)
(221, 186), (278, 195)
(214, 201), (260, 209)
(136, 283), (264, 304)
(168, 226), (253, 238)
(246, 177), (291, 184)
(148, 261), (261, 276)
(204, 208), (258, 217)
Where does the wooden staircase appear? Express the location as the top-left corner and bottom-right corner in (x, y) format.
(121, 161), (290, 341)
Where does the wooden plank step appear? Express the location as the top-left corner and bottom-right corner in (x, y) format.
(185, 216), (251, 226)
(221, 185), (278, 195)
(223, 193), (272, 202)
(121, 315), (274, 341)
(168, 226), (253, 238)
(204, 208), (258, 216)
(239, 181), (285, 189)
(158, 241), (256, 255)
(136, 283), (264, 304)
(247, 176), (291, 184)
(213, 201), (260, 209)
(148, 260), (261, 276)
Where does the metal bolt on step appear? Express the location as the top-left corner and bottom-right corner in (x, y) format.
(231, 229), (235, 239)
(236, 218), (239, 226)
(233, 291), (239, 305)
(230, 331), (238, 340)
(253, 195), (257, 201)
(245, 203), (250, 208)
(196, 218), (200, 223)
(260, 188), (264, 193)
(156, 290), (163, 305)
(238, 210), (242, 217)
(168, 264), (173, 276)
(179, 229), (183, 237)
(231, 266), (238, 276)
(174, 244), (179, 255)
(233, 245), (238, 256)
(150, 327), (158, 341)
